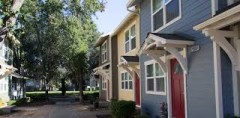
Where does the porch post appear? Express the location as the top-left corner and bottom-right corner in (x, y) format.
(213, 42), (223, 118)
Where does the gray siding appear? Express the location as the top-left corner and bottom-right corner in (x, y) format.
(140, 0), (217, 117)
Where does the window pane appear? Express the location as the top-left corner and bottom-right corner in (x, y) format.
(125, 81), (129, 89)
(147, 64), (154, 77)
(129, 74), (132, 80)
(165, 0), (171, 3)
(153, 0), (163, 13)
(129, 81), (133, 89)
(125, 31), (129, 41)
(155, 63), (164, 76)
(131, 37), (136, 50)
(121, 73), (124, 80)
(156, 77), (165, 92)
(147, 79), (154, 91)
(122, 82), (124, 89)
(124, 73), (128, 80)
(131, 25), (136, 37)
(166, 0), (179, 23)
(153, 9), (163, 31)
(125, 42), (129, 53)
(174, 62), (183, 74)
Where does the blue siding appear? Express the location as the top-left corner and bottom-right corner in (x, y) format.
(221, 49), (234, 117)
(139, 0), (218, 117)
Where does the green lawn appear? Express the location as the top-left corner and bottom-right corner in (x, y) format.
(26, 91), (99, 94)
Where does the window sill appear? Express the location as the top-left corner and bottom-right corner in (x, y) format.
(146, 91), (166, 96)
(125, 48), (137, 55)
(153, 16), (181, 33)
(120, 89), (133, 91)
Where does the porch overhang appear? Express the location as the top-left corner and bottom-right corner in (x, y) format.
(118, 56), (140, 77)
(0, 63), (17, 79)
(194, 5), (240, 70)
(140, 33), (194, 74)
(93, 65), (110, 79)
(194, 4), (240, 30)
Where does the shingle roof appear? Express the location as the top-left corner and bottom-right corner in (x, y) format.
(122, 56), (139, 62)
(148, 33), (194, 41)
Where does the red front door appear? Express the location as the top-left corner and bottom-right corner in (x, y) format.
(171, 59), (185, 118)
(135, 73), (140, 105)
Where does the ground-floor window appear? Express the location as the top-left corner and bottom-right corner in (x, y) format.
(145, 60), (166, 95)
(102, 79), (107, 90)
(121, 72), (133, 90)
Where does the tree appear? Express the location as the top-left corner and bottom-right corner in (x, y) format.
(18, 0), (105, 101)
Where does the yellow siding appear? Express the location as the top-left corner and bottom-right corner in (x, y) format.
(117, 14), (140, 101)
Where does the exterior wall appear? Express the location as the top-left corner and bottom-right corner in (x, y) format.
(0, 76), (10, 102)
(220, 49), (234, 116)
(99, 39), (110, 66)
(139, 0), (217, 117)
(117, 14), (140, 101)
(111, 35), (119, 100)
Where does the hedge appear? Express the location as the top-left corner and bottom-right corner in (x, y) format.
(110, 100), (136, 118)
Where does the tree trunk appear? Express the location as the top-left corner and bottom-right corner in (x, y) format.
(45, 79), (49, 101)
(61, 78), (66, 96)
(79, 72), (84, 104)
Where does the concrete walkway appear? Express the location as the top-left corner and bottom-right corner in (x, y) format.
(0, 103), (109, 118)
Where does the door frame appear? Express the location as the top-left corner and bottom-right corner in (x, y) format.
(167, 57), (188, 118)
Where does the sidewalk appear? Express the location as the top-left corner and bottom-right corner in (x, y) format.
(0, 103), (109, 118)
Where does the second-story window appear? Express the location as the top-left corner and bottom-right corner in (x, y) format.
(152, 0), (180, 31)
(101, 42), (107, 63)
(216, 0), (240, 12)
(125, 25), (136, 53)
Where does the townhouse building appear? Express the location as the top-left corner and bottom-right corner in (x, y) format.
(127, 0), (240, 118)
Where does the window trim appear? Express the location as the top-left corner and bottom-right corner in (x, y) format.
(102, 79), (107, 90)
(124, 24), (137, 53)
(151, 0), (182, 32)
(211, 0), (238, 15)
(120, 71), (133, 91)
(101, 41), (107, 63)
(144, 60), (166, 95)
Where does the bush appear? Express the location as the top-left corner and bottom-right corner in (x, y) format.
(110, 100), (136, 118)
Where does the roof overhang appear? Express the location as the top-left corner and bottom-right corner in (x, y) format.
(194, 4), (240, 30)
(118, 56), (140, 77)
(94, 33), (111, 48)
(127, 0), (141, 8)
(140, 33), (194, 74)
(93, 63), (110, 78)
(0, 63), (18, 79)
(194, 5), (240, 71)
(112, 12), (137, 36)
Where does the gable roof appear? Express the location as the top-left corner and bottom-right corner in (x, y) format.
(94, 32), (111, 47)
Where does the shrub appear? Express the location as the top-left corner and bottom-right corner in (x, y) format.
(110, 100), (136, 118)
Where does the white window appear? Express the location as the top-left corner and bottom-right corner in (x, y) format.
(151, 0), (181, 31)
(213, 0), (240, 14)
(125, 25), (136, 53)
(121, 72), (133, 90)
(102, 79), (107, 90)
(101, 42), (107, 63)
(145, 60), (166, 95)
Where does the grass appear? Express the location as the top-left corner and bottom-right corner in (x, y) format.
(26, 91), (99, 94)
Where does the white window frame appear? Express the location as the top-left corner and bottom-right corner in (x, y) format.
(124, 24), (136, 53)
(144, 60), (166, 95)
(120, 72), (133, 90)
(101, 41), (107, 63)
(102, 79), (107, 90)
(151, 0), (182, 32)
(212, 0), (239, 15)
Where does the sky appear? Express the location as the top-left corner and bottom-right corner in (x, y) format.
(93, 0), (129, 34)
